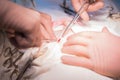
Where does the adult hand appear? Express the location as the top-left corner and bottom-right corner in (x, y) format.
(0, 1), (56, 48)
(71, 0), (104, 21)
(61, 27), (120, 78)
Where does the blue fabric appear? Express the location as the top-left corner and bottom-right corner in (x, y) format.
(112, 0), (120, 11)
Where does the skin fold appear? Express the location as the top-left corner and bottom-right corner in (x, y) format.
(62, 27), (120, 78)
(0, 0), (56, 48)
(71, 0), (104, 21)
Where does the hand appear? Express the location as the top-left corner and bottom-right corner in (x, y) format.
(1, 1), (56, 48)
(61, 27), (120, 78)
(71, 0), (104, 21)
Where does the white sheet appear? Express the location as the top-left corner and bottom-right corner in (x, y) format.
(1, 0), (120, 80)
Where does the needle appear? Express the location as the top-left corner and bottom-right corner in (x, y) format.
(16, 0), (96, 79)
(57, 1), (88, 42)
(57, 0), (96, 42)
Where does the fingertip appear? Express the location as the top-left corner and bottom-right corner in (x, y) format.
(80, 11), (90, 21)
(88, 1), (104, 12)
(62, 42), (67, 47)
(98, 1), (104, 8)
(61, 47), (67, 54)
(61, 55), (70, 64)
(94, 1), (104, 10)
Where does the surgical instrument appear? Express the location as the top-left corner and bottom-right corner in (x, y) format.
(57, 0), (96, 42)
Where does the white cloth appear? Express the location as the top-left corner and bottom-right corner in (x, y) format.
(0, 0), (120, 80)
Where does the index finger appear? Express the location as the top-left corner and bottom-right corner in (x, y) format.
(87, 0), (104, 12)
(41, 15), (56, 40)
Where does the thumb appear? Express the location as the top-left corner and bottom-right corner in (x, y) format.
(102, 27), (110, 33)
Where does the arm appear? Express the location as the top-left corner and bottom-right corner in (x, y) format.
(0, 0), (56, 48)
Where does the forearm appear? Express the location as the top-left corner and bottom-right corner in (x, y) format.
(0, 0), (15, 30)
(0, 0), (29, 30)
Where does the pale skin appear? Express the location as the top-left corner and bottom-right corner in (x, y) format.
(71, 0), (104, 21)
(61, 27), (120, 78)
(0, 0), (104, 48)
(0, 0), (56, 48)
(1, 0), (120, 78)
(62, 0), (120, 77)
